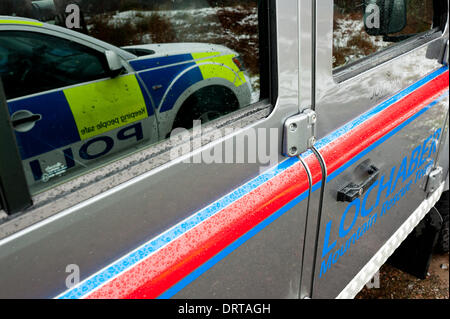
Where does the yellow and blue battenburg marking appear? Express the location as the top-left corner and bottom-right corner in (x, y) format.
(9, 52), (244, 160)
(64, 74), (148, 140)
(0, 19), (43, 26)
(130, 52), (246, 112)
(8, 74), (153, 160)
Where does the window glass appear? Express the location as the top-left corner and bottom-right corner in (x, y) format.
(0, 0), (264, 194)
(333, 0), (435, 69)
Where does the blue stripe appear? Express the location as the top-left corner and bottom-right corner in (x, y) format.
(136, 79), (155, 116)
(158, 190), (310, 299)
(130, 54), (194, 71)
(8, 91), (80, 160)
(159, 67), (204, 112)
(138, 62), (197, 110)
(327, 91), (449, 183)
(58, 156), (300, 299)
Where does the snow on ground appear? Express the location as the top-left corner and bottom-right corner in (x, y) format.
(110, 7), (222, 24)
(333, 15), (390, 67)
(333, 13), (441, 86)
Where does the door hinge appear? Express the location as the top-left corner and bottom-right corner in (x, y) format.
(425, 166), (443, 194)
(283, 109), (317, 157)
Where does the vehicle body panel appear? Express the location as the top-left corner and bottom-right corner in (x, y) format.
(306, 0), (450, 299)
(0, 0), (448, 300)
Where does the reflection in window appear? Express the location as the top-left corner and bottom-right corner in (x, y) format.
(1, 0), (260, 103)
(1, 0), (263, 194)
(333, 0), (434, 69)
(0, 32), (108, 100)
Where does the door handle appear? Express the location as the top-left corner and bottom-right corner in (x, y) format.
(10, 110), (42, 133)
(337, 163), (380, 202)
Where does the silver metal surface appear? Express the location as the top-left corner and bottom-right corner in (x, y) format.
(337, 183), (445, 299)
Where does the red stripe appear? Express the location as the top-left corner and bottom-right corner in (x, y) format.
(86, 70), (448, 299)
(321, 71), (449, 175)
(86, 158), (311, 299)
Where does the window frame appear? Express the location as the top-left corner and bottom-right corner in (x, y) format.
(332, 0), (448, 83)
(258, 0), (278, 106)
(0, 77), (32, 215)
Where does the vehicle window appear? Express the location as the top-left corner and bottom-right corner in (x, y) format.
(0, 0), (265, 195)
(1, 0), (261, 109)
(0, 31), (109, 100)
(333, 0), (436, 69)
